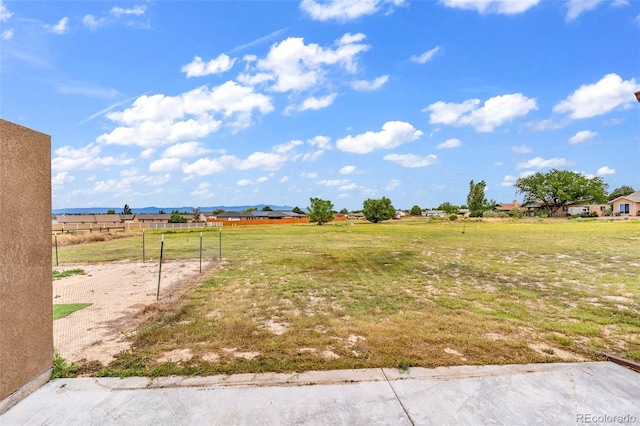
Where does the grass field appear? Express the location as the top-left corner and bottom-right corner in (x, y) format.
(53, 303), (92, 320)
(53, 218), (640, 376)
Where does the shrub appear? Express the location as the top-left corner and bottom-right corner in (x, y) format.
(482, 210), (508, 218)
(449, 214), (458, 221)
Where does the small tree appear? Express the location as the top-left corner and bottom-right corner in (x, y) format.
(410, 205), (422, 216)
(169, 213), (187, 223)
(121, 204), (132, 215)
(608, 185), (635, 201)
(437, 202), (460, 215)
(307, 197), (334, 225)
(467, 180), (489, 217)
(106, 209), (116, 214)
(292, 206), (305, 215)
(339, 208), (349, 215)
(243, 207), (257, 214)
(262, 205), (273, 211)
(192, 207), (201, 222)
(362, 197), (396, 223)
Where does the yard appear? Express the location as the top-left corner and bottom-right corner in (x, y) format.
(53, 218), (640, 376)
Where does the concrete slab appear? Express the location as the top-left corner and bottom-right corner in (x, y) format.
(1, 362), (638, 425)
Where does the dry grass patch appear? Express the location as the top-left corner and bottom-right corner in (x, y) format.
(84, 220), (640, 377)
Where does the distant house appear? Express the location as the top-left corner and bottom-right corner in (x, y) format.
(494, 200), (520, 215)
(610, 190), (640, 217)
(134, 214), (172, 224)
(424, 210), (447, 218)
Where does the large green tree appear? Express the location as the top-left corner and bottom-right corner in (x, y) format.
(608, 185), (635, 201)
(437, 202), (460, 215)
(515, 169), (608, 216)
(467, 180), (489, 217)
(362, 197), (396, 223)
(410, 205), (422, 216)
(307, 197), (334, 225)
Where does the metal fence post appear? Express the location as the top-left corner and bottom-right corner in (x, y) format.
(157, 234), (164, 300)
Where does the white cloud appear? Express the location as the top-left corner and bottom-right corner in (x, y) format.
(425, 93), (537, 132)
(553, 74), (640, 119)
(287, 93), (337, 114)
(1, 28), (13, 40)
(279, 176), (289, 183)
(436, 138), (461, 149)
(301, 172), (318, 178)
(336, 121), (423, 154)
(569, 130), (597, 145)
(300, 0), (406, 22)
(52, 143), (134, 172)
(191, 182), (214, 198)
(140, 148), (155, 159)
(82, 14), (104, 30)
(182, 155), (238, 176)
(250, 33), (370, 93)
(512, 144), (533, 153)
(566, 0), (604, 21)
(257, 176), (269, 183)
(317, 179), (352, 186)
(162, 141), (212, 158)
(237, 179), (253, 186)
(182, 54), (236, 78)
(410, 46), (441, 64)
(52, 172), (75, 186)
(597, 166), (615, 176)
(386, 179), (401, 190)
(440, 0), (540, 14)
(516, 156), (569, 170)
(1, 2), (13, 22)
(308, 135), (332, 150)
(383, 153), (437, 168)
(149, 157), (182, 172)
(351, 75), (389, 91)
(98, 81), (273, 147)
(340, 165), (357, 174)
(501, 175), (516, 187)
(237, 152), (287, 171)
(47, 17), (69, 34)
(111, 5), (146, 17)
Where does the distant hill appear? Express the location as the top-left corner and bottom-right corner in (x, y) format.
(52, 205), (295, 215)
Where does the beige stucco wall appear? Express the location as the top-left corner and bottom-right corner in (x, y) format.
(0, 120), (52, 405)
(612, 199), (640, 216)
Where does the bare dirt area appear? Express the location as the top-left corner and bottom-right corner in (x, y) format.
(53, 259), (217, 366)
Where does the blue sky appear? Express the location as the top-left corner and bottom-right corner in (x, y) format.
(2, 0), (639, 211)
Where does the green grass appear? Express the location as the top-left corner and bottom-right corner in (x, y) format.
(53, 303), (92, 320)
(53, 219), (640, 377)
(52, 268), (86, 280)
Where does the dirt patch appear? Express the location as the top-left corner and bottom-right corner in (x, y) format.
(53, 259), (219, 365)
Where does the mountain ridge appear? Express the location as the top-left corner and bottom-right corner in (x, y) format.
(52, 205), (295, 215)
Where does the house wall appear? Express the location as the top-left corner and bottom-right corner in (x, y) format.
(611, 199), (640, 216)
(0, 120), (52, 412)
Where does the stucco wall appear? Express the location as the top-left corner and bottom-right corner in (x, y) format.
(0, 120), (52, 404)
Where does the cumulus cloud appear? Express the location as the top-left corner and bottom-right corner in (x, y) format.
(436, 138), (461, 149)
(98, 81), (273, 147)
(149, 157), (182, 172)
(351, 75), (389, 91)
(597, 166), (615, 175)
(287, 93), (337, 114)
(301, 172), (318, 178)
(516, 156), (569, 170)
(425, 93), (537, 132)
(300, 0), (406, 22)
(1, 28), (13, 40)
(386, 179), (401, 190)
(52, 143), (134, 172)
(52, 171), (75, 186)
(162, 141), (213, 158)
(191, 182), (214, 198)
(308, 135), (332, 150)
(410, 46), (441, 64)
(182, 54), (236, 78)
(512, 144), (533, 153)
(336, 121), (423, 154)
(181, 146), (292, 177)
(82, 14), (104, 31)
(317, 178), (352, 186)
(237, 179), (253, 186)
(111, 5), (146, 17)
(566, 0), (604, 21)
(0, 2), (13, 22)
(439, 0), (540, 14)
(569, 130), (597, 145)
(383, 153), (437, 167)
(247, 33), (370, 93)
(47, 17), (69, 34)
(340, 165), (357, 174)
(501, 175), (517, 187)
(553, 74), (640, 120)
